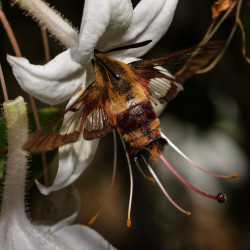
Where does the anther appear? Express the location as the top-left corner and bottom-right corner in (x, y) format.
(127, 219), (131, 228)
(230, 174), (238, 179)
(88, 216), (96, 226)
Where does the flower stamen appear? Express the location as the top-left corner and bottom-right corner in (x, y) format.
(119, 134), (133, 228)
(88, 130), (117, 226)
(134, 158), (155, 183)
(162, 133), (238, 179)
(146, 163), (191, 216)
(159, 154), (227, 203)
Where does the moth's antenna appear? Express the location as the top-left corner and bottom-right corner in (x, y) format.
(106, 40), (152, 53)
(95, 56), (120, 80)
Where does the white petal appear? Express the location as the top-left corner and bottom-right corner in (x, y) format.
(49, 211), (78, 233)
(76, 0), (112, 63)
(76, 0), (133, 63)
(0, 216), (71, 250)
(97, 0), (133, 51)
(0, 213), (113, 250)
(107, 0), (179, 58)
(7, 48), (86, 105)
(115, 56), (139, 64)
(36, 135), (99, 195)
(35, 186), (82, 232)
(54, 225), (115, 250)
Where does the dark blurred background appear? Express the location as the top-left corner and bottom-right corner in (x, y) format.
(1, 0), (250, 249)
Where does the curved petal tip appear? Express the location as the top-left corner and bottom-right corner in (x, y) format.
(7, 49), (86, 105)
(35, 137), (99, 195)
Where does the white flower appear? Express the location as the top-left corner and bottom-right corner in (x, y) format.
(7, 0), (178, 194)
(1, 96), (113, 250)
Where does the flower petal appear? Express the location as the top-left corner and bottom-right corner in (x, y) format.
(35, 186), (82, 232)
(36, 135), (99, 195)
(76, 0), (133, 63)
(7, 48), (86, 105)
(106, 0), (179, 58)
(0, 215), (71, 250)
(54, 225), (114, 250)
(76, 0), (112, 63)
(97, 0), (133, 50)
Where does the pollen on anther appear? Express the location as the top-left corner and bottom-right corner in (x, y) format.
(185, 211), (191, 216)
(230, 174), (238, 179)
(148, 177), (155, 183)
(127, 218), (131, 227)
(88, 216), (96, 226)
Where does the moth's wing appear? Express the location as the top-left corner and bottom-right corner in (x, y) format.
(129, 41), (223, 103)
(23, 81), (112, 152)
(83, 107), (112, 140)
(60, 83), (114, 141)
(131, 65), (182, 104)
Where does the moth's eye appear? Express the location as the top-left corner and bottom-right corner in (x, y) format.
(91, 58), (96, 66)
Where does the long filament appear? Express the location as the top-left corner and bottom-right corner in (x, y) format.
(146, 163), (191, 216)
(161, 133), (238, 179)
(119, 134), (133, 227)
(134, 159), (155, 183)
(160, 155), (217, 201)
(88, 130), (117, 226)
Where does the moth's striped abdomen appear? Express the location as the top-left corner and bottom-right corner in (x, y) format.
(116, 99), (167, 163)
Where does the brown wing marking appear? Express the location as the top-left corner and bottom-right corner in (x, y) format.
(174, 43), (223, 83)
(132, 65), (183, 103)
(23, 81), (102, 152)
(23, 129), (81, 153)
(129, 41), (223, 104)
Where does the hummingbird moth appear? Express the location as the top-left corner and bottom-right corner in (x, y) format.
(23, 41), (223, 164)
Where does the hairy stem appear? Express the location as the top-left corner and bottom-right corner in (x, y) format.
(13, 0), (79, 47)
(2, 96), (29, 216)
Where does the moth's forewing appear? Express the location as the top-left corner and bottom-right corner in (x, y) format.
(129, 41), (224, 103)
(23, 99), (84, 152)
(174, 42), (224, 83)
(23, 110), (80, 153)
(23, 81), (112, 152)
